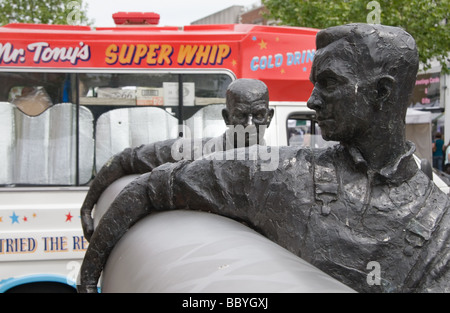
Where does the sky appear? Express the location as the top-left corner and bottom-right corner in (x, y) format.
(85, 0), (262, 27)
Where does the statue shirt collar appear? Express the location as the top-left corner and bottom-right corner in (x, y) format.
(345, 141), (418, 185)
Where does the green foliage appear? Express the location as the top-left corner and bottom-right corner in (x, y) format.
(262, 0), (450, 73)
(0, 0), (92, 25)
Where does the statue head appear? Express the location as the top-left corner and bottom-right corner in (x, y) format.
(222, 78), (274, 147)
(307, 23), (419, 144)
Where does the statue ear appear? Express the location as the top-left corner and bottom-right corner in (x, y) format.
(222, 108), (230, 125)
(375, 75), (395, 109)
(267, 108), (274, 127)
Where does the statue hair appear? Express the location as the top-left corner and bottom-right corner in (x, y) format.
(316, 23), (419, 115)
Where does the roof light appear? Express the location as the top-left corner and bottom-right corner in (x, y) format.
(112, 12), (160, 26)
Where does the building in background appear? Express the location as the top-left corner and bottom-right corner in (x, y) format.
(191, 5), (244, 25)
(240, 5), (274, 25)
(191, 3), (274, 26)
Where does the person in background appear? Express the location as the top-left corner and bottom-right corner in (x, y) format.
(432, 132), (444, 171)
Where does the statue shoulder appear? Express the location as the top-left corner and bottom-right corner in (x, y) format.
(275, 144), (343, 169)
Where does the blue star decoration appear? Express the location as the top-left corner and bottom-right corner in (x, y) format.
(10, 212), (19, 224)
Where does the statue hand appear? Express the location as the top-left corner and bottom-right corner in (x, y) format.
(81, 199), (95, 241)
(77, 283), (98, 293)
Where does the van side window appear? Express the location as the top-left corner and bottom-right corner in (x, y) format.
(0, 102), (94, 186)
(95, 107), (178, 172)
(0, 72), (94, 186)
(0, 71), (232, 186)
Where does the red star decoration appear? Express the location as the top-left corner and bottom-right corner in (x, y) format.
(23, 216), (28, 222)
(65, 212), (73, 222)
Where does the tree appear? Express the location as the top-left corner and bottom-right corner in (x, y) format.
(262, 0), (450, 73)
(0, 0), (92, 26)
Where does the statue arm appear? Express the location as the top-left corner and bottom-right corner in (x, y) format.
(78, 172), (153, 293)
(80, 139), (178, 241)
(77, 155), (265, 293)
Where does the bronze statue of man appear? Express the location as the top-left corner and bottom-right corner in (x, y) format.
(80, 78), (274, 241)
(78, 24), (450, 293)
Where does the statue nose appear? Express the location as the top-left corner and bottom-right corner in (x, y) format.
(307, 90), (324, 111)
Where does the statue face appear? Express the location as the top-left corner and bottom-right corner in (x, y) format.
(224, 93), (273, 146)
(227, 99), (270, 128)
(307, 42), (373, 143)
